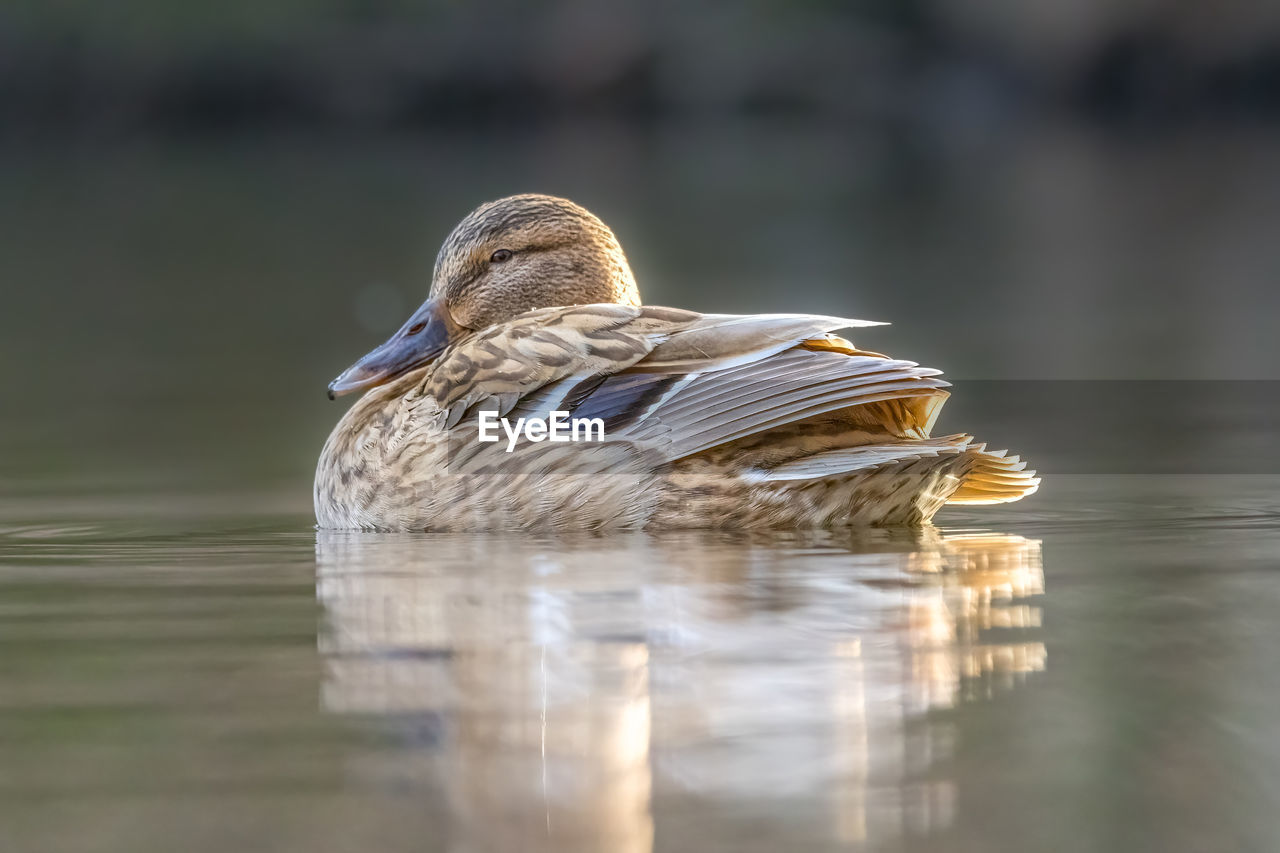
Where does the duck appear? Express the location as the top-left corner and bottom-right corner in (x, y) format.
(316, 194), (1038, 531)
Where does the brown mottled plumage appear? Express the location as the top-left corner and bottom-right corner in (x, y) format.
(316, 194), (1038, 531)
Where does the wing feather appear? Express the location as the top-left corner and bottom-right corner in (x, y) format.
(748, 435), (973, 481)
(607, 349), (950, 458)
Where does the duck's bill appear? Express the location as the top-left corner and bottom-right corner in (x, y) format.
(328, 297), (462, 399)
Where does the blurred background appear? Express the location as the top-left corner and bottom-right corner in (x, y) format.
(2, 0), (1279, 492)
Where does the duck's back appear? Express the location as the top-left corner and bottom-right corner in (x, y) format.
(314, 304), (1037, 531)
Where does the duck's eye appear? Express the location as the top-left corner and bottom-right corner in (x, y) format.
(489, 249), (514, 264)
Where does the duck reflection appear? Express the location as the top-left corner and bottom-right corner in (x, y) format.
(315, 527), (1044, 851)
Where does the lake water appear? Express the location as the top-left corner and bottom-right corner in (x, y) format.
(2, 474), (1279, 852)
(3, 129), (1280, 850)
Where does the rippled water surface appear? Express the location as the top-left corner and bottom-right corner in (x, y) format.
(2, 476), (1279, 852)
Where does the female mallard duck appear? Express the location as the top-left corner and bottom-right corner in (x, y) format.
(316, 194), (1037, 531)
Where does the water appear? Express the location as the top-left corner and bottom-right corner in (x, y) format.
(2, 476), (1279, 852)
(4, 128), (1280, 850)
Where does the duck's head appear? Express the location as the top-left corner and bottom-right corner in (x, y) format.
(329, 194), (640, 398)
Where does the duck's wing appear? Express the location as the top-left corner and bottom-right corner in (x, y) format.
(424, 302), (1036, 506)
(423, 303), (883, 431)
(560, 331), (1038, 504)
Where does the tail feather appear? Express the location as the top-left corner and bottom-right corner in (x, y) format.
(947, 445), (1041, 505)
